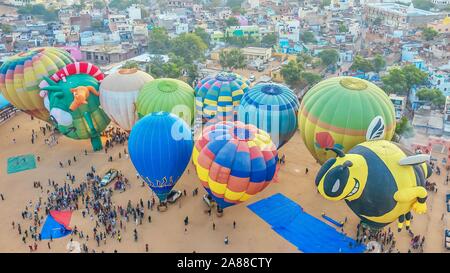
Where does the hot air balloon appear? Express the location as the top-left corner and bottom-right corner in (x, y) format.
(136, 78), (194, 126)
(315, 121), (431, 231)
(39, 62), (110, 151)
(299, 76), (396, 164)
(238, 83), (299, 148)
(99, 68), (154, 131)
(192, 121), (278, 211)
(195, 72), (250, 123)
(128, 112), (193, 204)
(0, 47), (74, 121)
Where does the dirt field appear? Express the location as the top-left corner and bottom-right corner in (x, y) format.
(0, 112), (448, 253)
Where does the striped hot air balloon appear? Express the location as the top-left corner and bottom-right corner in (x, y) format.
(0, 47), (74, 121)
(100, 68), (154, 131)
(192, 121), (278, 210)
(136, 78), (194, 126)
(195, 72), (250, 123)
(299, 77), (396, 164)
(238, 83), (300, 148)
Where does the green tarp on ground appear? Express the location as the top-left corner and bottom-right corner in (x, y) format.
(7, 154), (36, 174)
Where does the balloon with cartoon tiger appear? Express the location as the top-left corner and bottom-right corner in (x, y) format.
(315, 117), (431, 231)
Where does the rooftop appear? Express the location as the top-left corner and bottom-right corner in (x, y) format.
(366, 3), (439, 16)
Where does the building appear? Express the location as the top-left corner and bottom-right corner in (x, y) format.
(364, 3), (444, 27)
(225, 25), (261, 40)
(127, 5), (142, 21)
(241, 47), (272, 63)
(444, 96), (450, 135)
(431, 0), (450, 7)
(427, 16), (450, 35)
(81, 44), (140, 65)
(389, 94), (407, 120)
(8, 0), (45, 6)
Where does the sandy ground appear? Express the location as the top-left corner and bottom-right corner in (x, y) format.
(0, 112), (448, 253)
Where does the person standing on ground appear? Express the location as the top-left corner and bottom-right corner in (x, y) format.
(145, 244), (149, 252)
(233, 221), (236, 229)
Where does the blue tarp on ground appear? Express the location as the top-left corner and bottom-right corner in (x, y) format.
(40, 214), (72, 240)
(247, 193), (366, 253)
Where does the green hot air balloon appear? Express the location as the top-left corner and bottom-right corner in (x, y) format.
(136, 78), (195, 125)
(298, 76), (396, 164)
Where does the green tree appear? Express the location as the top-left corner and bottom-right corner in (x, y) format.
(281, 60), (304, 87)
(93, 0), (106, 9)
(402, 64), (428, 93)
(421, 27), (438, 41)
(372, 54), (386, 73)
(225, 17), (240, 27)
(381, 68), (408, 95)
(338, 22), (348, 33)
(170, 33), (208, 63)
(300, 72), (322, 87)
(148, 27), (171, 54)
(219, 48), (247, 71)
(350, 55), (374, 73)
(296, 52), (313, 65)
(227, 0), (244, 9)
(319, 0), (331, 8)
(412, 0), (435, 11)
(261, 33), (278, 48)
(395, 116), (414, 139)
(318, 49), (339, 67)
(0, 24), (12, 34)
(416, 88), (445, 108)
(194, 27), (211, 48)
(121, 61), (139, 69)
(300, 31), (316, 44)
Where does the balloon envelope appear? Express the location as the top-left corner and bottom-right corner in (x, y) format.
(238, 83), (299, 148)
(100, 68), (154, 131)
(298, 77), (396, 164)
(128, 112), (193, 201)
(0, 47), (74, 121)
(195, 72), (250, 123)
(136, 78), (194, 125)
(192, 121), (278, 209)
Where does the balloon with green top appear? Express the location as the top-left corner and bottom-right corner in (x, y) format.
(298, 76), (396, 164)
(136, 78), (195, 126)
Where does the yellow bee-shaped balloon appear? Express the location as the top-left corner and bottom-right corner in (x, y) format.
(315, 117), (431, 231)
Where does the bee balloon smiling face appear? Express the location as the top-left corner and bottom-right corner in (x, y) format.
(314, 116), (431, 231)
(315, 151), (368, 202)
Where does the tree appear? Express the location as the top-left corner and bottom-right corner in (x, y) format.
(91, 20), (104, 31)
(281, 60), (304, 87)
(93, 0), (106, 10)
(381, 68), (408, 95)
(225, 17), (239, 27)
(170, 33), (208, 64)
(416, 88), (445, 108)
(350, 55), (374, 73)
(148, 27), (171, 54)
(318, 49), (339, 67)
(194, 27), (211, 48)
(412, 0), (435, 11)
(227, 0), (244, 9)
(402, 64), (428, 93)
(0, 24), (12, 34)
(219, 48), (246, 71)
(17, 4), (59, 22)
(300, 72), (322, 87)
(296, 52), (313, 65)
(261, 33), (277, 48)
(319, 0), (331, 8)
(421, 27), (438, 41)
(372, 54), (386, 73)
(338, 22), (348, 33)
(121, 61), (139, 69)
(395, 116), (414, 139)
(300, 31), (316, 44)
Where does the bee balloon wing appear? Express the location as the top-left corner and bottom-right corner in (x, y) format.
(366, 116), (385, 141)
(398, 154), (431, 166)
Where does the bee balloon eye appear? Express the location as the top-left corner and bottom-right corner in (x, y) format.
(343, 161), (353, 168)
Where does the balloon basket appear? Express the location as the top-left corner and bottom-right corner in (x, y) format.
(157, 203), (168, 212)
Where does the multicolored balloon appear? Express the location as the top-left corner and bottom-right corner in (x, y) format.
(0, 47), (74, 121)
(299, 77), (396, 164)
(100, 68), (154, 131)
(195, 72), (250, 123)
(136, 78), (194, 126)
(238, 83), (299, 148)
(39, 62), (110, 151)
(128, 112), (193, 202)
(192, 121), (278, 209)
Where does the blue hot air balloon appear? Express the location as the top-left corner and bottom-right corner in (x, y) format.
(238, 83), (299, 148)
(128, 112), (193, 202)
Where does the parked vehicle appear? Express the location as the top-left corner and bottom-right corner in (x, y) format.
(100, 169), (118, 187)
(166, 190), (182, 204)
